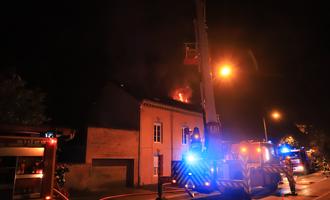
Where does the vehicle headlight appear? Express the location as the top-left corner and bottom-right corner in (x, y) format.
(296, 165), (304, 172)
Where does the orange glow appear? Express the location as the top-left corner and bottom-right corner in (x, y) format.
(240, 147), (247, 153)
(171, 86), (192, 103)
(214, 56), (237, 80)
(178, 93), (184, 102)
(271, 111), (281, 120)
(45, 196), (51, 200)
(48, 138), (57, 145)
(256, 147), (261, 153)
(219, 65), (232, 78)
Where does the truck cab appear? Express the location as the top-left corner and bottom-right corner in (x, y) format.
(0, 133), (57, 200)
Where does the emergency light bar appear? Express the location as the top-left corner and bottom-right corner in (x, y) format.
(280, 146), (290, 153)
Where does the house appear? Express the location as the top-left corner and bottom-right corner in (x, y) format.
(66, 83), (204, 190)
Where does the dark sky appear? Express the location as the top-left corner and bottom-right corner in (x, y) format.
(1, 1), (329, 140)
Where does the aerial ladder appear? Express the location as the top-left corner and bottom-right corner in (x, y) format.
(171, 0), (297, 198)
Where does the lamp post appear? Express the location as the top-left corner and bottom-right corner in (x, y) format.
(262, 117), (268, 142)
(263, 111), (282, 142)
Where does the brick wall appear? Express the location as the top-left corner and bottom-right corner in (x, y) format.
(66, 127), (139, 190)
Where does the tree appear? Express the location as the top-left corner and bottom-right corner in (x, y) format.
(308, 128), (330, 160)
(0, 74), (49, 125)
(279, 135), (299, 147)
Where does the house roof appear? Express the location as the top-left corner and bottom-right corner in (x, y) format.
(109, 81), (203, 114)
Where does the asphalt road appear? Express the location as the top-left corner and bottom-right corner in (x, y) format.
(80, 172), (330, 200)
(261, 172), (330, 200)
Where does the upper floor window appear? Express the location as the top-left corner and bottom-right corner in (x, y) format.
(153, 123), (162, 143)
(182, 127), (189, 145)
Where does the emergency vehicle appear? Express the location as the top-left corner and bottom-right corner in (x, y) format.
(172, 137), (290, 197)
(278, 145), (313, 174)
(0, 131), (57, 200)
(168, 0), (296, 198)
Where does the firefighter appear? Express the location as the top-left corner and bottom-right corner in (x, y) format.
(284, 156), (297, 195)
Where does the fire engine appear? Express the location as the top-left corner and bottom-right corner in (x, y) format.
(172, 136), (292, 197)
(169, 0), (296, 198)
(278, 145), (314, 174)
(0, 130), (63, 200)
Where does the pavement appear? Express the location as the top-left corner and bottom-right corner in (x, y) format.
(70, 184), (186, 200)
(70, 172), (330, 200)
(260, 172), (330, 200)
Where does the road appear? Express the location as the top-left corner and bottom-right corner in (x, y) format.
(261, 172), (330, 200)
(94, 172), (330, 200)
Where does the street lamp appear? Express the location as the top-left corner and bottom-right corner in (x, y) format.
(271, 111), (281, 120)
(218, 65), (232, 78)
(262, 111), (282, 142)
(214, 62), (234, 80)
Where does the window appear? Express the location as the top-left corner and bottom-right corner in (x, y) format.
(153, 155), (163, 176)
(153, 123), (162, 143)
(182, 127), (188, 145)
(153, 156), (158, 176)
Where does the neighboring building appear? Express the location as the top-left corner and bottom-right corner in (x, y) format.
(66, 82), (204, 190)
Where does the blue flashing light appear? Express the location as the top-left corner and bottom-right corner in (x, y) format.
(280, 146), (290, 153)
(187, 154), (195, 163)
(45, 132), (55, 138)
(185, 152), (198, 164)
(187, 155), (195, 162)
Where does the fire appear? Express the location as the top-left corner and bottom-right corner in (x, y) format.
(171, 87), (192, 103)
(178, 93), (185, 102)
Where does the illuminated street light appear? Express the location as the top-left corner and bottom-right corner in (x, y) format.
(271, 111), (281, 120)
(218, 65), (232, 78)
(263, 110), (283, 142)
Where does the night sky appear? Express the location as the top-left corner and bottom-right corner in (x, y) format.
(1, 1), (329, 141)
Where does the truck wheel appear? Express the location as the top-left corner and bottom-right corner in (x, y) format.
(265, 173), (280, 191)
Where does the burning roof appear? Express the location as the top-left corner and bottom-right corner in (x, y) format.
(171, 86), (192, 104)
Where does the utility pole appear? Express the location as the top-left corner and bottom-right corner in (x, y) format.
(156, 150), (162, 200)
(195, 0), (221, 159)
(262, 117), (268, 142)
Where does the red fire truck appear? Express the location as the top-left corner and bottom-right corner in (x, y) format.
(0, 132), (57, 200)
(169, 0), (296, 198)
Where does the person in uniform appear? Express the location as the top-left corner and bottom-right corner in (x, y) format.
(285, 156), (297, 195)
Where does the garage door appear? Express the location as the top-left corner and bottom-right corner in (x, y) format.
(92, 159), (134, 187)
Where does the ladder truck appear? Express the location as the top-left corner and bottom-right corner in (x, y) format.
(171, 0), (297, 198)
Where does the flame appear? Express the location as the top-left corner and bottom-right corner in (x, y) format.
(178, 93), (185, 102)
(171, 87), (192, 103)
